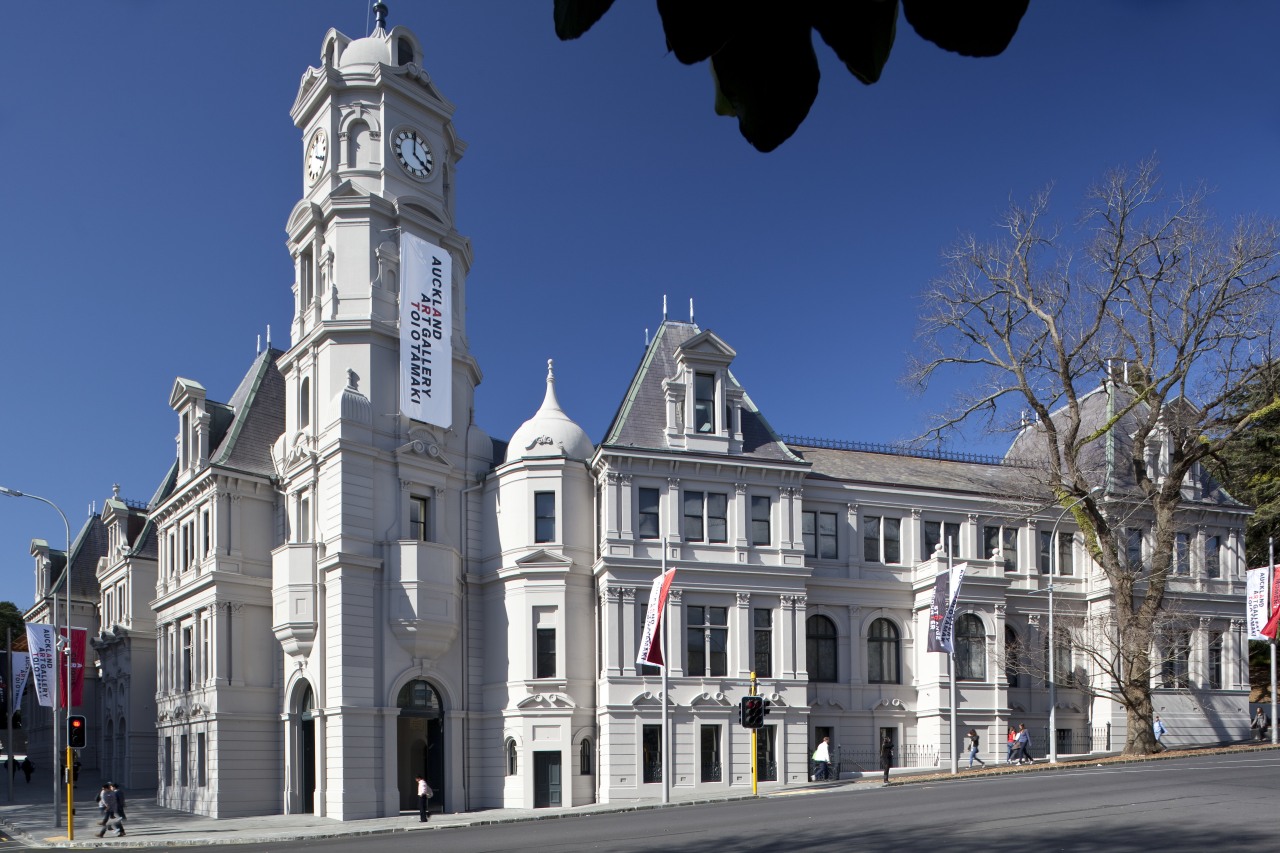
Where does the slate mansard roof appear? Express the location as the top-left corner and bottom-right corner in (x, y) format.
(599, 321), (800, 464)
(207, 348), (287, 479)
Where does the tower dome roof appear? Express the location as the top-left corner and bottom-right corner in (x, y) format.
(339, 31), (391, 68)
(506, 360), (593, 463)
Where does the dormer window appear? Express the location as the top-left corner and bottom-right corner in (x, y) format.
(396, 36), (414, 65)
(694, 373), (716, 433)
(181, 412), (191, 469)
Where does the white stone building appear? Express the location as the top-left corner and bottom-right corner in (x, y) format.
(12, 3), (1253, 822)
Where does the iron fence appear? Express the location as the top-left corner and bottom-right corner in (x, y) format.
(833, 743), (939, 775)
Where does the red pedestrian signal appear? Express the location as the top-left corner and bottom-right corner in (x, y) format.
(67, 715), (87, 749)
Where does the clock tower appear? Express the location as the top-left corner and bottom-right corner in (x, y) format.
(273, 3), (490, 820)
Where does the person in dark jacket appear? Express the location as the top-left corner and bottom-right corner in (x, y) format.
(96, 784), (119, 837)
(880, 735), (894, 784)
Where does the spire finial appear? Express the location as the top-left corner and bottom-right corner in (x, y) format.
(373, 2), (388, 33)
(662, 294), (668, 321)
(112, 484), (121, 499)
(547, 358), (555, 384)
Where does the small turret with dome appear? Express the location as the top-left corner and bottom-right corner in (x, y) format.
(506, 360), (593, 463)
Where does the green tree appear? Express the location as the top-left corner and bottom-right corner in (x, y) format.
(1207, 366), (1280, 568)
(0, 602), (22, 646)
(554, 0), (1028, 151)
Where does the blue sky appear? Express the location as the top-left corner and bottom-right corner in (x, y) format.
(2, 1), (1278, 603)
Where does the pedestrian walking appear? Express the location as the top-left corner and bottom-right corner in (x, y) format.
(1015, 724), (1033, 764)
(1251, 708), (1269, 742)
(96, 783), (120, 837)
(811, 736), (831, 781)
(95, 782), (110, 822)
(879, 735), (894, 785)
(1153, 715), (1167, 750)
(20, 757), (32, 783)
(966, 729), (985, 769)
(416, 774), (432, 822)
(1006, 726), (1016, 764)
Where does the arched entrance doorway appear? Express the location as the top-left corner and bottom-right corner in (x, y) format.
(396, 679), (444, 813)
(292, 683), (317, 814)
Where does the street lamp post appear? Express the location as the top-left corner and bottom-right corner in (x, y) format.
(0, 486), (73, 835)
(1039, 488), (1100, 765)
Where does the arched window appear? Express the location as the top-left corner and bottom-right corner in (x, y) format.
(347, 121), (372, 170)
(396, 679), (441, 714)
(396, 36), (415, 65)
(1004, 625), (1020, 687)
(299, 377), (311, 430)
(579, 738), (593, 775)
(955, 614), (986, 681)
(867, 618), (900, 684)
(806, 615), (837, 683)
(505, 738), (518, 776)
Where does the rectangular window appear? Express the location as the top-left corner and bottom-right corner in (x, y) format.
(802, 511), (838, 559)
(535, 627), (556, 679)
(923, 520), (960, 561)
(1208, 631), (1223, 690)
(984, 525), (1018, 572)
(197, 733), (207, 786)
(1161, 631), (1191, 688)
(534, 491), (556, 543)
(753, 608), (773, 678)
(643, 725), (662, 784)
(1205, 535), (1221, 579)
(164, 736), (173, 786)
(1039, 531), (1073, 575)
(298, 492), (311, 543)
(751, 496), (771, 546)
(409, 494), (431, 542)
(700, 725), (722, 783)
(182, 412), (191, 469)
(637, 487), (660, 539)
(865, 516), (902, 564)
(686, 605), (728, 677)
(1175, 532), (1190, 574)
(202, 508), (211, 557)
(694, 372), (716, 433)
(706, 493), (727, 543)
(1125, 528), (1144, 571)
(685, 492), (728, 543)
(684, 491), (705, 542)
(180, 733), (189, 786)
(182, 625), (193, 692)
(756, 726), (777, 781)
(201, 610), (211, 686)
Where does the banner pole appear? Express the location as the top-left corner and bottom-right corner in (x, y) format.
(948, 548), (958, 775)
(1271, 539), (1277, 744)
(6, 628), (12, 804)
(660, 529), (669, 805)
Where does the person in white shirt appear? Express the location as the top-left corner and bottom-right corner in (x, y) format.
(811, 736), (831, 781)
(416, 775), (432, 822)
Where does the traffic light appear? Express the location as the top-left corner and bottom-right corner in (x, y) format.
(67, 715), (87, 749)
(739, 695), (765, 729)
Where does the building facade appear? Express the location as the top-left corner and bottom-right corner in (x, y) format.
(11, 5), (1252, 821)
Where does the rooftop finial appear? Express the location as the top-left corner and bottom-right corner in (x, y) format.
(373, 2), (388, 33)
(547, 358), (555, 384)
(690, 298), (695, 325)
(662, 294), (667, 321)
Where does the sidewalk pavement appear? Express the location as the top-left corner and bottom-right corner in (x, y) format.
(0, 743), (1269, 848)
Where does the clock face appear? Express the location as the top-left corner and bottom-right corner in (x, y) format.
(394, 129), (434, 179)
(306, 129), (328, 183)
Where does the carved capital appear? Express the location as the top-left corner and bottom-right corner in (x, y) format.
(736, 592), (751, 607)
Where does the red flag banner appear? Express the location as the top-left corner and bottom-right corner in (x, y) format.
(58, 627), (87, 708)
(637, 569), (676, 668)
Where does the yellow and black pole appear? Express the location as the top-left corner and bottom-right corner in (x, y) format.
(750, 671), (758, 796)
(65, 739), (73, 839)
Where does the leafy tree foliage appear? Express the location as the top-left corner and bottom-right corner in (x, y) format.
(554, 0), (1028, 151)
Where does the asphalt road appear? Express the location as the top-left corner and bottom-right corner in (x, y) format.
(169, 751), (1280, 853)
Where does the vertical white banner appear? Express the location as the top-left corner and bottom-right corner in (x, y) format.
(400, 232), (453, 428)
(9, 652), (30, 712)
(1248, 567), (1271, 640)
(637, 569), (676, 668)
(24, 624), (55, 708)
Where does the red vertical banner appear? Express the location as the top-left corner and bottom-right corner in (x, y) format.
(58, 628), (87, 708)
(1271, 564), (1280, 614)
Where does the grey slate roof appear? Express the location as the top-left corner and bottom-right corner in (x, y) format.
(133, 461), (179, 560)
(1005, 385), (1243, 507)
(600, 321), (799, 463)
(209, 348), (286, 478)
(48, 514), (108, 600)
(791, 444), (1037, 498)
